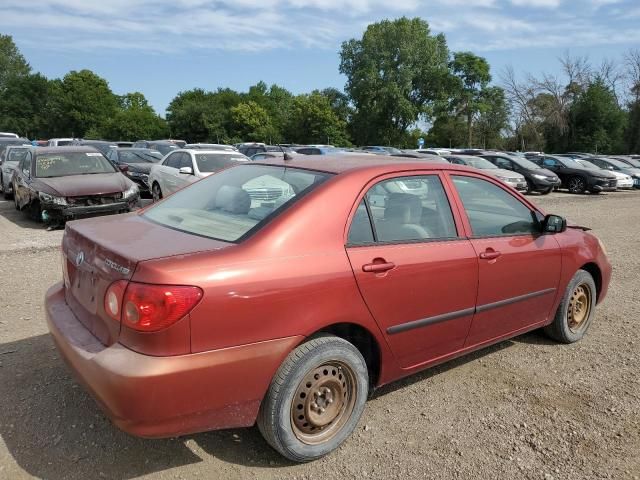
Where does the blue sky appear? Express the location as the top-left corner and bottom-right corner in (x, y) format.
(2, 0), (638, 115)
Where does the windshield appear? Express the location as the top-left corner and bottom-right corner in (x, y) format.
(600, 158), (629, 169)
(382, 147), (403, 154)
(35, 152), (116, 178)
(577, 160), (600, 170)
(6, 149), (29, 164)
(466, 157), (498, 169)
(152, 144), (178, 156)
(120, 150), (163, 163)
(513, 156), (543, 169)
(558, 157), (589, 169)
(144, 164), (332, 242)
(196, 153), (247, 173)
(622, 158), (640, 168)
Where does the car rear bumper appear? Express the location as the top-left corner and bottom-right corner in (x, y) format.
(45, 282), (302, 438)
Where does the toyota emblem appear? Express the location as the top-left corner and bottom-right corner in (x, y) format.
(75, 251), (85, 267)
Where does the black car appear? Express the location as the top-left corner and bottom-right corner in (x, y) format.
(477, 153), (561, 194)
(527, 155), (618, 194)
(70, 139), (118, 156)
(132, 140), (181, 156)
(105, 148), (163, 196)
(12, 147), (139, 226)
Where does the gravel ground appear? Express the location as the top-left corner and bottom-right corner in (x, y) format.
(0, 191), (638, 480)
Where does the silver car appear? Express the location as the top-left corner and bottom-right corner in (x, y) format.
(0, 145), (31, 199)
(445, 155), (528, 191)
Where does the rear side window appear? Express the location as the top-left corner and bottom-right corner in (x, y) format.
(349, 175), (457, 244)
(452, 175), (538, 237)
(144, 165), (332, 242)
(347, 201), (375, 245)
(195, 153), (240, 173)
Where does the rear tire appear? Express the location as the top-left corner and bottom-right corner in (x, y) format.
(257, 335), (368, 462)
(544, 270), (596, 344)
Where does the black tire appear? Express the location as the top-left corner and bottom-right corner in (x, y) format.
(540, 187), (553, 195)
(525, 180), (535, 195)
(152, 182), (163, 202)
(544, 270), (597, 344)
(567, 176), (587, 194)
(257, 335), (369, 462)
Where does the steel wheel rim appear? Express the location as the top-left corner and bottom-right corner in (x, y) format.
(290, 361), (357, 446)
(567, 284), (592, 331)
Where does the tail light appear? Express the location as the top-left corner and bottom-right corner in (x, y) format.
(104, 281), (203, 332)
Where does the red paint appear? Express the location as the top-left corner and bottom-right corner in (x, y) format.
(45, 155), (612, 438)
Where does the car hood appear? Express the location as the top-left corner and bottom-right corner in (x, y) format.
(127, 163), (153, 174)
(34, 173), (132, 197)
(487, 168), (525, 180)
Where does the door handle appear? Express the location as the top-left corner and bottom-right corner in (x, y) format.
(362, 261), (395, 273)
(479, 249), (502, 260)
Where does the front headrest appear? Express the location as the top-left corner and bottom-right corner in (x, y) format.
(215, 185), (251, 214)
(385, 193), (422, 224)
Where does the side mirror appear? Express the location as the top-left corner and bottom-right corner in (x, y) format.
(179, 166), (193, 175)
(542, 214), (567, 234)
(118, 164), (129, 173)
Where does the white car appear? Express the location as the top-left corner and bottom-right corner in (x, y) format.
(149, 149), (250, 201)
(0, 132), (19, 138)
(47, 138), (75, 146)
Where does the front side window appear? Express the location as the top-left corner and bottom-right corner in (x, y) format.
(144, 165), (332, 242)
(543, 158), (559, 168)
(164, 152), (181, 168)
(355, 175), (457, 243)
(34, 152), (115, 178)
(452, 175), (539, 237)
(492, 157), (513, 170)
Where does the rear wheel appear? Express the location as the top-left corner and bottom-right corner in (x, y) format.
(544, 270), (596, 343)
(257, 335), (368, 462)
(567, 176), (586, 194)
(152, 182), (163, 202)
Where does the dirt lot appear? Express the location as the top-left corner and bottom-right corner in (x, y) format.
(0, 191), (638, 480)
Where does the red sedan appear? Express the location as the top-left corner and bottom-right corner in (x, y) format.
(45, 155), (611, 462)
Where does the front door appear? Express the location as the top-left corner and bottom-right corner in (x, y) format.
(449, 174), (562, 347)
(345, 173), (478, 369)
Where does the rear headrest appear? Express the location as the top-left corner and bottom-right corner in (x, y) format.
(385, 193), (422, 224)
(215, 185), (251, 214)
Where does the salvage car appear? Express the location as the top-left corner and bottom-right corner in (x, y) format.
(0, 145), (31, 198)
(12, 147), (139, 225)
(574, 159), (634, 190)
(148, 149), (249, 201)
(45, 155), (611, 462)
(106, 148), (163, 197)
(528, 155), (618, 194)
(444, 155), (528, 191)
(480, 153), (561, 194)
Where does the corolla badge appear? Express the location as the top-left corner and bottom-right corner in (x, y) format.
(105, 258), (130, 276)
(75, 251), (84, 267)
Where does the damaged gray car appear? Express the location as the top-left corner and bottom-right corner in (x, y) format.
(11, 146), (139, 226)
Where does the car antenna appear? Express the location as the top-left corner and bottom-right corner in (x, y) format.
(278, 144), (293, 161)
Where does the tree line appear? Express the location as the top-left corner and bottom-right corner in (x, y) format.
(1, 17), (639, 153)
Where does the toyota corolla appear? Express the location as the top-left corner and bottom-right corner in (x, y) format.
(45, 155), (611, 462)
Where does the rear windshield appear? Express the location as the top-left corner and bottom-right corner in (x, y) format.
(151, 144), (178, 156)
(7, 149), (30, 164)
(144, 164), (332, 242)
(35, 152), (116, 178)
(120, 150), (163, 163)
(511, 156), (541, 170)
(196, 153), (247, 172)
(465, 157), (498, 169)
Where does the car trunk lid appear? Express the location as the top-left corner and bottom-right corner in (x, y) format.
(61, 212), (231, 346)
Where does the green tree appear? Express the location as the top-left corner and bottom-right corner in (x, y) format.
(473, 86), (509, 149)
(0, 34), (30, 92)
(339, 17), (450, 146)
(449, 52), (492, 146)
(48, 70), (119, 137)
(569, 79), (626, 154)
(102, 92), (168, 140)
(427, 115), (467, 148)
(286, 92), (351, 146)
(230, 101), (275, 142)
(0, 73), (50, 138)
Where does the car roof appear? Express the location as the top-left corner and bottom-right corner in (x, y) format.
(254, 154), (474, 175)
(34, 146), (101, 155)
(181, 149), (246, 155)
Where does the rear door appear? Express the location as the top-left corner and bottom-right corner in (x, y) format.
(345, 173), (479, 369)
(448, 173), (561, 346)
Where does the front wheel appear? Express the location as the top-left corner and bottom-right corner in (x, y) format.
(257, 335), (369, 462)
(567, 176), (587, 194)
(544, 270), (597, 343)
(152, 182), (163, 202)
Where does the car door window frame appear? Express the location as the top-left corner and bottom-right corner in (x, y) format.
(345, 171), (463, 247)
(164, 152), (181, 169)
(445, 172), (543, 239)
